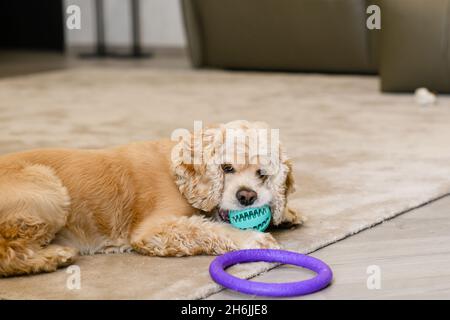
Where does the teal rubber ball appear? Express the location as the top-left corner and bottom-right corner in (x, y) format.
(228, 205), (272, 232)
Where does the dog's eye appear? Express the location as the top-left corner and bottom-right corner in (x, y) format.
(221, 164), (235, 174)
(256, 169), (267, 179)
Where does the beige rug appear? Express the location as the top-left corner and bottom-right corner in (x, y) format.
(0, 67), (449, 299)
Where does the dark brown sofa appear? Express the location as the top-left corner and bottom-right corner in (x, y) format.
(182, 0), (450, 93)
(182, 0), (378, 73)
(379, 0), (450, 92)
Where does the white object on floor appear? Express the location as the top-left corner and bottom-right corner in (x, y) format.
(415, 87), (437, 106)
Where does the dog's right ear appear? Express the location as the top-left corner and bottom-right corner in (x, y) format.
(171, 125), (224, 213)
(284, 159), (297, 195)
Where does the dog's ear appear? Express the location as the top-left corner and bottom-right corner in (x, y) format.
(171, 125), (224, 213)
(269, 155), (297, 226)
(285, 159), (296, 195)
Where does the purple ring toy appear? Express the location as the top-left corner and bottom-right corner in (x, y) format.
(209, 249), (333, 297)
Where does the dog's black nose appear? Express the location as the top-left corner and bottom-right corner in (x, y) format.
(236, 188), (257, 206)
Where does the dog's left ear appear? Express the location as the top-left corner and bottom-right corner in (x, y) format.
(270, 156), (297, 226)
(285, 159), (296, 195)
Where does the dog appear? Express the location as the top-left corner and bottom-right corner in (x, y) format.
(0, 120), (302, 277)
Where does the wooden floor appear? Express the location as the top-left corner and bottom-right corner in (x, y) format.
(208, 195), (450, 299)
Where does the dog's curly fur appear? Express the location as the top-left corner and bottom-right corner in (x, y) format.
(0, 120), (302, 277)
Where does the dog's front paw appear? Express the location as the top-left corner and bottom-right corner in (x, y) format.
(51, 246), (79, 266)
(237, 231), (281, 250)
(277, 206), (307, 228)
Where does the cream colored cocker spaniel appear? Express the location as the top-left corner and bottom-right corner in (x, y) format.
(0, 120), (302, 277)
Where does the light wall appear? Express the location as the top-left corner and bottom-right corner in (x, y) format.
(64, 0), (186, 48)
